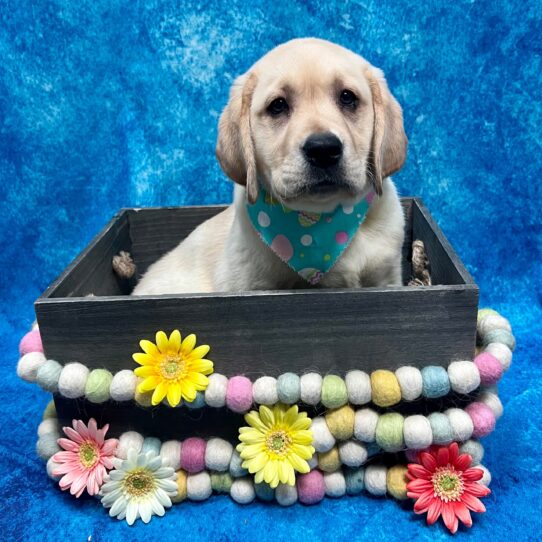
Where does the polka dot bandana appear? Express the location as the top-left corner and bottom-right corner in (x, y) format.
(246, 188), (376, 284)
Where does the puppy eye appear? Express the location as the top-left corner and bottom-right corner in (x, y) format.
(339, 89), (358, 109)
(267, 97), (289, 116)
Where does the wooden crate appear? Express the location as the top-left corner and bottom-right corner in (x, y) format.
(34, 198), (478, 437)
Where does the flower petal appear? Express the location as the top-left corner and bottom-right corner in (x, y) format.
(465, 482), (491, 498)
(462, 492), (487, 513)
(168, 330), (181, 353)
(455, 453), (472, 472)
(420, 452), (437, 471)
(138, 376), (161, 393)
(151, 381), (169, 405)
(134, 366), (158, 378)
(287, 452), (310, 474)
(132, 353), (156, 366)
(463, 467), (484, 481)
(426, 499), (442, 525)
(406, 478), (433, 493)
(180, 381), (197, 402)
(187, 344), (210, 360)
(139, 339), (160, 356)
(413, 490), (435, 513)
(407, 464), (432, 480)
(189, 359), (214, 375)
(442, 502), (458, 533)
(454, 501), (473, 528)
(244, 412), (268, 433)
(166, 383), (182, 407)
(126, 499), (139, 525)
(181, 334), (197, 355)
(436, 446), (449, 467)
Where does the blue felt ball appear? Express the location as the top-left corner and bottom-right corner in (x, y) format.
(421, 366), (450, 399)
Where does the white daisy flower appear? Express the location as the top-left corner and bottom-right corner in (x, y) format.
(100, 449), (178, 525)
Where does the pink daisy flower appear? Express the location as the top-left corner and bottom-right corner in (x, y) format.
(52, 418), (118, 498)
(407, 442), (491, 534)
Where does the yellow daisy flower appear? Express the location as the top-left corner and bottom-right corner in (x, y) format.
(237, 404), (315, 488)
(132, 330), (213, 407)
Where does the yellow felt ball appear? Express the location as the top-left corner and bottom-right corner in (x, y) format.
(42, 400), (57, 420)
(134, 385), (153, 407)
(386, 465), (408, 500)
(171, 470), (187, 503)
(325, 405), (355, 441)
(371, 370), (402, 407)
(318, 447), (341, 472)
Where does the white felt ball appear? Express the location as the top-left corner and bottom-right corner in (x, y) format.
(57, 362), (89, 399)
(38, 418), (59, 438)
(459, 440), (484, 466)
(32, 321), (39, 331)
(187, 471), (212, 501)
(204, 373), (228, 408)
(252, 376), (278, 405)
(338, 440), (368, 467)
(230, 477), (256, 504)
(478, 390), (504, 419)
(300, 373), (323, 405)
(403, 415), (433, 449)
(159, 440), (182, 470)
(395, 366), (423, 401)
(205, 438), (233, 472)
(324, 471), (346, 498)
(17, 352), (47, 383)
(364, 464), (387, 496)
(345, 370), (371, 405)
(484, 342), (513, 371)
(447, 361), (481, 394)
(307, 455), (319, 470)
(275, 483), (297, 506)
(46, 456), (62, 481)
(478, 314), (512, 336)
(354, 408), (379, 442)
(311, 417), (335, 452)
(229, 450), (248, 478)
(110, 370), (138, 401)
(116, 431), (144, 459)
(36, 434), (60, 460)
(445, 408), (474, 442)
(479, 465), (492, 487)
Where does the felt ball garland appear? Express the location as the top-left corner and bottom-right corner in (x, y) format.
(24, 307), (508, 518)
(19, 308), (514, 413)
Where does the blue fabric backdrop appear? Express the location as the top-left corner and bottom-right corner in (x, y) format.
(1, 1), (541, 540)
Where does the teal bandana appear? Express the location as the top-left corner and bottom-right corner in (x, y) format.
(246, 189), (376, 284)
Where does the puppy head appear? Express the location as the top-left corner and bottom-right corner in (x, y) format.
(216, 38), (407, 211)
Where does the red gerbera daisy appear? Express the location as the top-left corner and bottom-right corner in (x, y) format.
(406, 442), (491, 534)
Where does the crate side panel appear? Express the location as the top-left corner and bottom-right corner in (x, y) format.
(127, 206), (226, 278)
(45, 212), (132, 298)
(37, 287), (478, 377)
(412, 200), (476, 286)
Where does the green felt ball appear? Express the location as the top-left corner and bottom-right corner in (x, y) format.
(321, 375), (348, 409)
(375, 412), (404, 452)
(85, 368), (113, 403)
(211, 472), (233, 493)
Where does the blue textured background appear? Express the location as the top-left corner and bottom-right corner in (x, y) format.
(1, 1), (541, 540)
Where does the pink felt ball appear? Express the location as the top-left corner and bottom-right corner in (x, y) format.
(474, 352), (503, 386)
(226, 376), (253, 413)
(297, 470), (325, 505)
(180, 437), (206, 473)
(19, 329), (44, 355)
(465, 402), (496, 438)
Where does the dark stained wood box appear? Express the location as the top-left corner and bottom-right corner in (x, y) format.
(35, 198), (478, 438)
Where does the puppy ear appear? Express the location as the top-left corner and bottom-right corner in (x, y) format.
(365, 67), (408, 195)
(216, 72), (259, 204)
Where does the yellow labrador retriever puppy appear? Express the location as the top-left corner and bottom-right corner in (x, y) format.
(133, 38), (407, 294)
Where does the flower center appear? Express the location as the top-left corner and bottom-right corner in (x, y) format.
(124, 468), (155, 498)
(432, 466), (464, 502)
(160, 354), (185, 380)
(265, 430), (291, 456)
(78, 442), (99, 469)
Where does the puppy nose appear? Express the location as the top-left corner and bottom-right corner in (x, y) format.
(302, 132), (343, 168)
